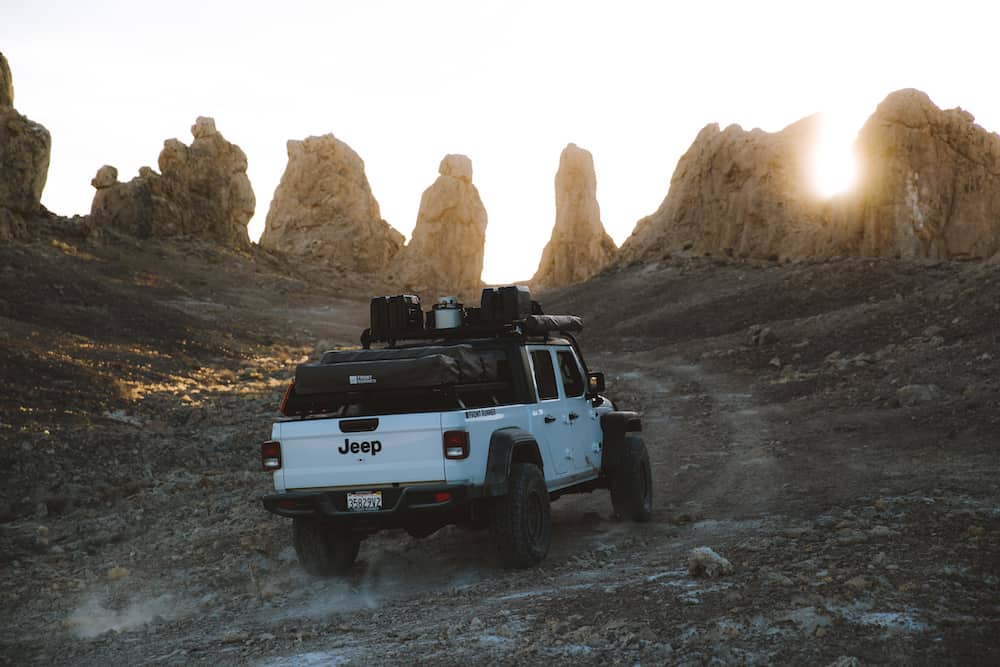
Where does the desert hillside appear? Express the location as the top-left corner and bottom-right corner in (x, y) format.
(2, 229), (998, 664)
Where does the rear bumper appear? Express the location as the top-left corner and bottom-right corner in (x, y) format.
(261, 483), (483, 521)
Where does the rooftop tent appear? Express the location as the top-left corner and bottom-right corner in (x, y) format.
(282, 344), (513, 416)
(297, 345), (503, 395)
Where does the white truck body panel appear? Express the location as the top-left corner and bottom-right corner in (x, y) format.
(268, 343), (609, 495)
(273, 413), (446, 492)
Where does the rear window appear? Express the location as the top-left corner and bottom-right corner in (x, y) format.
(530, 350), (558, 400)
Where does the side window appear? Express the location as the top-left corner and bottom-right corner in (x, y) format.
(557, 350), (585, 397)
(530, 350), (558, 400)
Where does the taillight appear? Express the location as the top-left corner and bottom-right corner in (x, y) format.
(261, 440), (282, 471)
(443, 430), (469, 459)
(279, 380), (296, 415)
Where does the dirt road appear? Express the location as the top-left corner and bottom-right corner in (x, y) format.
(1, 237), (997, 665)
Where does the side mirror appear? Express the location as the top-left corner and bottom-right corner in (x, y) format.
(586, 372), (606, 396)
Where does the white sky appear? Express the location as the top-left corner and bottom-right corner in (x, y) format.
(4, 0), (998, 282)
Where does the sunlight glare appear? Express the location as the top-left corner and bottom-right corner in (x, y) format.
(811, 113), (859, 198)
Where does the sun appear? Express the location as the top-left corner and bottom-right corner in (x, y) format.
(811, 113), (860, 198)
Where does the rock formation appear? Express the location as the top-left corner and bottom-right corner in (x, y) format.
(91, 165), (117, 189)
(619, 89), (1000, 264)
(90, 117), (255, 249)
(0, 52), (12, 109)
(259, 134), (403, 272)
(0, 52), (51, 241)
(387, 154), (488, 299)
(851, 89), (1000, 260)
(618, 114), (839, 263)
(532, 143), (617, 289)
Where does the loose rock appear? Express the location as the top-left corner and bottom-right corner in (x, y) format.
(897, 384), (942, 407)
(688, 546), (734, 577)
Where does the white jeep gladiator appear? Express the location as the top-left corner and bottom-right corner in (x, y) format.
(260, 287), (652, 574)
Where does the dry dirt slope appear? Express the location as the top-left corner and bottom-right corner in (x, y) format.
(1, 233), (998, 665)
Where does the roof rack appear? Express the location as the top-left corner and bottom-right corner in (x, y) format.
(361, 321), (520, 348)
(360, 314), (583, 348)
(361, 285), (583, 349)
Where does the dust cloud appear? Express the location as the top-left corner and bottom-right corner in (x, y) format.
(65, 593), (193, 638)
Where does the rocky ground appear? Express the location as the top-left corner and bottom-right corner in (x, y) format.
(1, 231), (998, 665)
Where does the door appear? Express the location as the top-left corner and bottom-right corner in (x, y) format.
(554, 348), (602, 473)
(526, 346), (575, 477)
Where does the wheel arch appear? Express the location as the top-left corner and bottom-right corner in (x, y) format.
(600, 411), (642, 476)
(484, 427), (542, 497)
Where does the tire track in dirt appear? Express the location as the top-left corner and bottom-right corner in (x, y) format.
(600, 350), (789, 522)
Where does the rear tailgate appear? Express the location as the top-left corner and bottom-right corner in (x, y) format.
(276, 413), (445, 490)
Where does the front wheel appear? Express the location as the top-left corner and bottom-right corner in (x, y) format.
(610, 436), (653, 522)
(489, 463), (551, 568)
(292, 518), (361, 576)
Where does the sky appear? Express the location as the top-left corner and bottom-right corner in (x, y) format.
(4, 0), (999, 283)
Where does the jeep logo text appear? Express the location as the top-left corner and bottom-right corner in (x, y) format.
(339, 438), (382, 455)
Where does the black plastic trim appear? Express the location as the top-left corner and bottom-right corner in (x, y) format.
(600, 411), (643, 476)
(340, 418), (379, 433)
(261, 483), (481, 520)
(483, 427), (542, 496)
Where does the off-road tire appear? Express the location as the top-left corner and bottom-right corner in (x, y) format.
(489, 463), (551, 568)
(293, 518), (361, 576)
(610, 435), (653, 522)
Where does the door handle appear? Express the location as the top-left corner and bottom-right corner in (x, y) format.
(544, 416), (556, 424)
(568, 412), (579, 421)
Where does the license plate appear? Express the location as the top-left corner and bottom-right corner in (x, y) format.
(346, 491), (382, 512)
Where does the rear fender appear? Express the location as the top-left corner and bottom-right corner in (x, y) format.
(484, 427), (542, 497)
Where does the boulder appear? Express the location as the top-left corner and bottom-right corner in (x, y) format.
(259, 134), (404, 272)
(0, 51), (51, 240)
(386, 154), (488, 299)
(531, 143), (617, 290)
(90, 117), (254, 249)
(619, 88), (1000, 264)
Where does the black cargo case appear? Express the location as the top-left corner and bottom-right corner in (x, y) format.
(370, 295), (423, 340)
(481, 286), (532, 322)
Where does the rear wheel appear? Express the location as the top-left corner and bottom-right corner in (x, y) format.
(610, 436), (653, 522)
(490, 463), (551, 568)
(292, 518), (361, 576)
